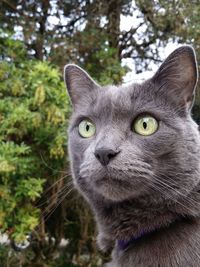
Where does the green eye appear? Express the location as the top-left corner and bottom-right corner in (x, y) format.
(78, 120), (96, 138)
(133, 115), (158, 136)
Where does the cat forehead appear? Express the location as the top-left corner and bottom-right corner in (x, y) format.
(96, 84), (139, 106)
(102, 84), (134, 106)
(73, 80), (167, 119)
(91, 82), (154, 114)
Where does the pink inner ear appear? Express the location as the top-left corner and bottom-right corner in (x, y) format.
(179, 57), (196, 83)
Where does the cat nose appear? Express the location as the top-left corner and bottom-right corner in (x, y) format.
(94, 148), (119, 166)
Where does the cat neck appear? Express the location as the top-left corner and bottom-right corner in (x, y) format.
(92, 187), (200, 242)
(116, 214), (186, 251)
(109, 217), (200, 266)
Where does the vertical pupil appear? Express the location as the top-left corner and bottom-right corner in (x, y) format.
(86, 124), (90, 131)
(143, 121), (147, 129)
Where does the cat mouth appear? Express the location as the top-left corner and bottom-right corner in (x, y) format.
(95, 175), (131, 187)
(91, 172), (148, 201)
(78, 163), (152, 201)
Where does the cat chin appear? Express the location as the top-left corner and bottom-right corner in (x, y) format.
(76, 171), (150, 201)
(93, 179), (146, 202)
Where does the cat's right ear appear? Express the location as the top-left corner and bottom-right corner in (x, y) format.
(152, 46), (198, 111)
(64, 64), (100, 108)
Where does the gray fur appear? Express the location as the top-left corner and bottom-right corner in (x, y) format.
(64, 46), (200, 266)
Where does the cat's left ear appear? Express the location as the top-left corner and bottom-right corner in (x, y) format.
(152, 46), (198, 110)
(64, 64), (100, 108)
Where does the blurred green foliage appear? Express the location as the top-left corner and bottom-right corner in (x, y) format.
(0, 34), (72, 265)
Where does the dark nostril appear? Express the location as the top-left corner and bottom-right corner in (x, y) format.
(96, 154), (100, 160)
(94, 148), (119, 166)
(108, 153), (115, 160)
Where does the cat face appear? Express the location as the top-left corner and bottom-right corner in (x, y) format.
(65, 46), (200, 203)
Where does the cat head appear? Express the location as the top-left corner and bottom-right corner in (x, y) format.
(64, 46), (200, 203)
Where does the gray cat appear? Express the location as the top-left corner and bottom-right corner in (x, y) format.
(64, 46), (200, 266)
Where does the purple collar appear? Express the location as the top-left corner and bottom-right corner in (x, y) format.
(117, 229), (151, 251)
(117, 216), (185, 251)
